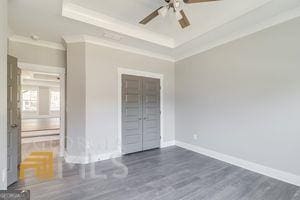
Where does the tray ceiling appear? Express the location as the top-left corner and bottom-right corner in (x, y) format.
(8, 0), (300, 61)
(67, 0), (272, 47)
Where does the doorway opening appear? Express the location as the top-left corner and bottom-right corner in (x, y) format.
(21, 69), (61, 160)
(7, 60), (65, 186)
(18, 63), (65, 160)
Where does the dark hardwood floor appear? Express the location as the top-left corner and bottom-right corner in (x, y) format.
(9, 146), (300, 200)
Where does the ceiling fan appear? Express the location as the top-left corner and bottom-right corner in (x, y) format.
(139, 0), (220, 29)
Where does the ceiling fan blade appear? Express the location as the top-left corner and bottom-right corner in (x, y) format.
(178, 10), (190, 29)
(183, 0), (220, 4)
(139, 6), (163, 25)
(169, 3), (176, 12)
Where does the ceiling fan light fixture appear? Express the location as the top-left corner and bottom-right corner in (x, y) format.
(158, 6), (168, 17)
(140, 0), (220, 28)
(175, 10), (183, 20)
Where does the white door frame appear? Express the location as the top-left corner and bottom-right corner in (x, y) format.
(118, 67), (164, 154)
(18, 62), (66, 157)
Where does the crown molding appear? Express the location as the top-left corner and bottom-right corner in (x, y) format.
(175, 5), (300, 61)
(9, 35), (66, 51)
(9, 1), (300, 63)
(62, 0), (273, 49)
(64, 2), (300, 64)
(62, 1), (175, 48)
(64, 35), (175, 62)
(61, 0), (300, 62)
(173, 0), (273, 47)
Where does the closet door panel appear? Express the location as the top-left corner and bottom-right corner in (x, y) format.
(142, 77), (161, 151)
(122, 75), (143, 154)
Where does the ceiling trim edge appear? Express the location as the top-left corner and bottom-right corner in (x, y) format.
(62, 0), (274, 49)
(63, 35), (175, 62)
(9, 35), (66, 51)
(174, 0), (274, 47)
(175, 6), (300, 61)
(62, 1), (175, 48)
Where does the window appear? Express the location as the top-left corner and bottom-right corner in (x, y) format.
(50, 90), (60, 111)
(22, 89), (38, 112)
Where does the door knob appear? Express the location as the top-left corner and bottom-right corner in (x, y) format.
(143, 117), (147, 120)
(138, 118), (142, 120)
(11, 124), (18, 128)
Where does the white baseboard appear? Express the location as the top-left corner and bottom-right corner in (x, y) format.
(175, 140), (300, 187)
(64, 151), (121, 164)
(161, 140), (175, 148)
(64, 151), (87, 164)
(64, 141), (175, 164)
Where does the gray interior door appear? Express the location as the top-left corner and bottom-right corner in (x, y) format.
(7, 55), (21, 186)
(122, 74), (160, 154)
(122, 75), (143, 154)
(142, 77), (160, 150)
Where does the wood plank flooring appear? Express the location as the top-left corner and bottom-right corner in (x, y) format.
(22, 118), (60, 132)
(9, 146), (299, 200)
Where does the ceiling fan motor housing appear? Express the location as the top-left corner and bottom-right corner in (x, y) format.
(140, 0), (220, 28)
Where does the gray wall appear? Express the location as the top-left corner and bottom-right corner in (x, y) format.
(66, 42), (86, 157)
(8, 41), (66, 68)
(66, 42), (175, 158)
(0, 0), (7, 190)
(85, 43), (175, 155)
(175, 17), (300, 176)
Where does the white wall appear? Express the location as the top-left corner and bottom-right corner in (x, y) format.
(0, 0), (7, 190)
(175, 17), (300, 178)
(38, 86), (50, 116)
(66, 42), (175, 160)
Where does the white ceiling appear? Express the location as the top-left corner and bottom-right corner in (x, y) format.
(68, 0), (272, 46)
(8, 0), (300, 61)
(8, 0), (171, 54)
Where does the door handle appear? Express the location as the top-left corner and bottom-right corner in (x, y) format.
(11, 124), (18, 128)
(143, 117), (147, 120)
(138, 118), (142, 120)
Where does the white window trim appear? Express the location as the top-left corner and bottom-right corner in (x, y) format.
(21, 86), (39, 114)
(49, 88), (60, 113)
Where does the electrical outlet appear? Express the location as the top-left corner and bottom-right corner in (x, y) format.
(193, 134), (198, 140)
